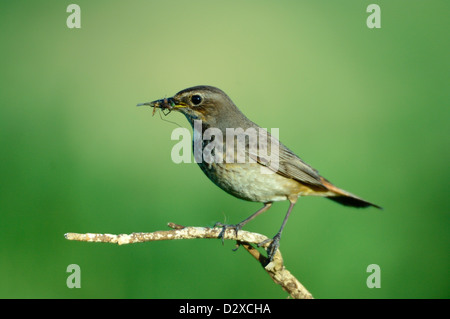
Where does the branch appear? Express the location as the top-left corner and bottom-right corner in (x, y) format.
(64, 223), (313, 299)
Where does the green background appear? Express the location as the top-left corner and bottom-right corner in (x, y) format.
(0, 0), (448, 299)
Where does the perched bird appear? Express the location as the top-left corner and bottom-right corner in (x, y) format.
(138, 85), (381, 261)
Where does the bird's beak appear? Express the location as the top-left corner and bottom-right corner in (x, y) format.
(137, 97), (188, 111)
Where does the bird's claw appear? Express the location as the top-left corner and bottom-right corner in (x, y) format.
(258, 234), (281, 262)
(214, 222), (243, 245)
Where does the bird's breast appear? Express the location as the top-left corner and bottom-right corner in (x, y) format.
(198, 161), (313, 203)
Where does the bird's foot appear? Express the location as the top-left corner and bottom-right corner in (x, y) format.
(258, 233), (281, 262)
(214, 222), (243, 245)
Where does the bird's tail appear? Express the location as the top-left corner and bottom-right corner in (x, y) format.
(320, 178), (382, 209)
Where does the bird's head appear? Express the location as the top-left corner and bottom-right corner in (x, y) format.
(138, 85), (246, 129)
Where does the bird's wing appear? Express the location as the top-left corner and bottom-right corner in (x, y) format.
(246, 131), (328, 190)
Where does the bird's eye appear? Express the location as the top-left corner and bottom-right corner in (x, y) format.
(191, 94), (202, 105)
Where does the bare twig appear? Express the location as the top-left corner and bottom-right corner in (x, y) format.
(64, 223), (313, 299)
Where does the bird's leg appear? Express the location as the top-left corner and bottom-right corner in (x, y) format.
(214, 202), (272, 244)
(258, 200), (296, 261)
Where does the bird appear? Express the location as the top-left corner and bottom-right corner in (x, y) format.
(138, 85), (381, 261)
